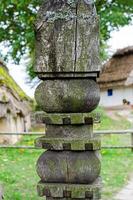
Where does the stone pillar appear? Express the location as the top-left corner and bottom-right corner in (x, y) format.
(34, 0), (102, 199)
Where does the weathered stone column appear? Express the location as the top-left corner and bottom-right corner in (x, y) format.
(34, 0), (102, 199)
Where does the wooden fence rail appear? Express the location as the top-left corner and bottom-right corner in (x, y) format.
(95, 130), (133, 135)
(0, 130), (133, 150)
(0, 132), (44, 136)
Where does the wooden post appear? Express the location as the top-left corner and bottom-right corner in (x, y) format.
(34, 0), (102, 199)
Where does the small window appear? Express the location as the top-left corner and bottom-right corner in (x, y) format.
(107, 89), (113, 96)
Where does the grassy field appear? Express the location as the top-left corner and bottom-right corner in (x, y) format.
(0, 108), (133, 200)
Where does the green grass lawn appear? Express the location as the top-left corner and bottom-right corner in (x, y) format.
(0, 148), (43, 200)
(0, 108), (133, 200)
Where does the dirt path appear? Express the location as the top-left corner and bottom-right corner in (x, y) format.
(115, 177), (133, 200)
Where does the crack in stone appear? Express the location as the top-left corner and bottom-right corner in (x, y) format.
(74, 2), (78, 72)
(66, 152), (70, 182)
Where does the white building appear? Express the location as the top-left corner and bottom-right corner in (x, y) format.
(0, 59), (32, 144)
(98, 46), (133, 107)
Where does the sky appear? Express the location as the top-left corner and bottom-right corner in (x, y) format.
(6, 24), (133, 98)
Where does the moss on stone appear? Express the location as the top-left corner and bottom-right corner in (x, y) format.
(47, 160), (55, 172)
(50, 114), (62, 124)
(0, 66), (30, 101)
(37, 180), (101, 198)
(1, 92), (8, 102)
(71, 114), (84, 124)
(35, 137), (101, 150)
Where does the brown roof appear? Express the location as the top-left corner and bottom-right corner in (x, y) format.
(113, 46), (133, 57)
(98, 46), (133, 89)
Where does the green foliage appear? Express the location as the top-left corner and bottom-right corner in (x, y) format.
(95, 0), (133, 60)
(0, 0), (40, 63)
(0, 0), (132, 77)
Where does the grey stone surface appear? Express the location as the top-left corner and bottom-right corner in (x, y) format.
(35, 136), (101, 150)
(38, 72), (99, 79)
(46, 124), (93, 138)
(34, 0), (100, 77)
(33, 112), (101, 125)
(36, 151), (101, 184)
(34, 111), (101, 125)
(37, 178), (101, 198)
(35, 79), (100, 113)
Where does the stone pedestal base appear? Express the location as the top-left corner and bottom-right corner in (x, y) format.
(35, 112), (102, 199)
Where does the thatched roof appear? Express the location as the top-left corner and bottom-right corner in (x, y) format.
(98, 46), (133, 89)
(113, 46), (133, 57)
(0, 58), (8, 71)
(0, 60), (32, 118)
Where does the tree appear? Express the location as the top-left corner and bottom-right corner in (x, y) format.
(95, 0), (133, 60)
(0, 0), (132, 78)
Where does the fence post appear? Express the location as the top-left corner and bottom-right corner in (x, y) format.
(131, 132), (133, 152)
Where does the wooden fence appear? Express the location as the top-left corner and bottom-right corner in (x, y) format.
(0, 130), (133, 151)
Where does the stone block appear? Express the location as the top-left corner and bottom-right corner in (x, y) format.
(35, 79), (100, 113)
(35, 136), (101, 150)
(36, 151), (101, 184)
(46, 124), (93, 138)
(34, 112), (100, 125)
(34, 0), (101, 77)
(37, 178), (102, 198)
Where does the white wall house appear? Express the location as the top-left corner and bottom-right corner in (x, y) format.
(98, 46), (133, 107)
(100, 86), (133, 107)
(0, 60), (31, 144)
